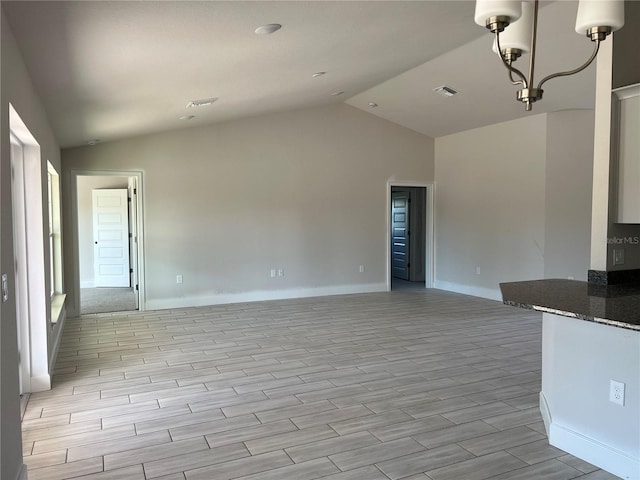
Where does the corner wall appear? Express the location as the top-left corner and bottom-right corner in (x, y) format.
(434, 114), (547, 300)
(607, 2), (640, 271)
(434, 110), (595, 299)
(1, 9), (63, 480)
(591, 2), (640, 273)
(62, 104), (434, 315)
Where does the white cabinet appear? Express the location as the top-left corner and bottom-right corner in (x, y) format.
(614, 83), (640, 224)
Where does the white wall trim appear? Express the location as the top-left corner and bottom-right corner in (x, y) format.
(48, 308), (66, 379)
(145, 283), (387, 311)
(29, 373), (51, 393)
(545, 387), (638, 479)
(386, 181), (435, 291)
(69, 170), (146, 317)
(16, 464), (28, 480)
(539, 391), (551, 436)
(432, 280), (501, 301)
(548, 421), (639, 480)
(10, 105), (50, 394)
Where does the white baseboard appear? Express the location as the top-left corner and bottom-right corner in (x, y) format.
(432, 280), (502, 301)
(547, 416), (639, 480)
(30, 373), (51, 393)
(48, 309), (66, 380)
(144, 283), (387, 311)
(539, 391), (551, 436)
(80, 280), (95, 288)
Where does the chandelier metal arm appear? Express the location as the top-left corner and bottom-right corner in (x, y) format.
(508, 68), (524, 86)
(476, 0), (623, 111)
(536, 39), (601, 90)
(495, 31), (528, 87)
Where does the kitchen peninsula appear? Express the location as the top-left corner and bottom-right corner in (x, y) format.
(501, 278), (639, 480)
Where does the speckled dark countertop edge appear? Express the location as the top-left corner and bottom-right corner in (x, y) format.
(503, 299), (640, 332)
(500, 279), (640, 332)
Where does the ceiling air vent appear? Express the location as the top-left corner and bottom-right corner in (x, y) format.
(433, 86), (458, 97)
(186, 97), (218, 108)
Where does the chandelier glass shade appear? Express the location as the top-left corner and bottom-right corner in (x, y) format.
(475, 0), (625, 110)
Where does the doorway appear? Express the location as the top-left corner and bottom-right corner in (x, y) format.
(71, 172), (144, 315)
(387, 183), (434, 291)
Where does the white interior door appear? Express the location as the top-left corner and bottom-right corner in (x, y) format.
(128, 177), (139, 308)
(93, 189), (130, 287)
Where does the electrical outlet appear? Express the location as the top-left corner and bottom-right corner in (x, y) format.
(176, 275), (183, 284)
(359, 265), (365, 273)
(476, 266), (481, 275)
(613, 248), (625, 266)
(270, 269), (276, 278)
(610, 380), (625, 406)
(277, 269), (284, 277)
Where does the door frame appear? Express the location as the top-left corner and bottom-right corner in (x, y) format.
(128, 177), (140, 309)
(9, 106), (50, 393)
(386, 181), (434, 291)
(69, 170), (146, 315)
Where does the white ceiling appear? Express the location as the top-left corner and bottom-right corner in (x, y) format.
(3, 1), (598, 148)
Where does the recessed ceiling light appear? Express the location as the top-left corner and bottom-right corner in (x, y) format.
(186, 98), (218, 108)
(87, 139), (100, 146)
(179, 115), (196, 121)
(312, 72), (326, 78)
(255, 24), (282, 35)
(368, 102), (378, 108)
(331, 91), (345, 96)
(433, 85), (458, 97)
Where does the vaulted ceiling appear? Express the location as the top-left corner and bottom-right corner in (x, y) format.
(3, 1), (598, 148)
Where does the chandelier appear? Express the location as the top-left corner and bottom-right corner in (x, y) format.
(474, 0), (625, 110)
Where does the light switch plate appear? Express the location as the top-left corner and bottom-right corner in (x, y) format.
(2, 273), (8, 302)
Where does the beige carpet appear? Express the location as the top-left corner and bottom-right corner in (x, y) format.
(80, 287), (137, 314)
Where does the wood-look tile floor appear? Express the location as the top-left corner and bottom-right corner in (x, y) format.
(22, 289), (620, 480)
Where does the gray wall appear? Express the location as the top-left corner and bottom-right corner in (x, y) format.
(434, 110), (594, 299)
(76, 176), (129, 287)
(544, 110), (594, 280)
(434, 114), (547, 300)
(62, 103), (435, 315)
(1, 9), (63, 480)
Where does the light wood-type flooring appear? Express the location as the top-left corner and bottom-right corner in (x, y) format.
(22, 289), (620, 480)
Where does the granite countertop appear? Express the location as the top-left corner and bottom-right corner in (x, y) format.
(500, 279), (640, 331)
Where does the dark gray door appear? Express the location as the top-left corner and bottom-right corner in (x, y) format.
(391, 191), (410, 280)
